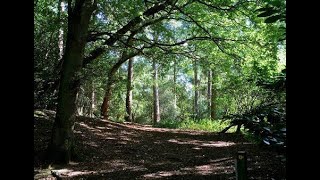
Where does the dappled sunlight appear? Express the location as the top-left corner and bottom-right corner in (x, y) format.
(78, 122), (94, 130)
(103, 159), (128, 169)
(95, 126), (111, 130)
(76, 121), (142, 144)
(84, 141), (99, 147)
(167, 138), (236, 148)
(195, 164), (232, 175)
(152, 161), (173, 167)
(192, 147), (202, 150)
(208, 157), (233, 163)
(103, 160), (148, 172)
(104, 137), (116, 140)
(51, 168), (96, 178)
(143, 170), (185, 178)
(201, 141), (236, 147)
(35, 116), (286, 179)
(143, 159), (235, 179)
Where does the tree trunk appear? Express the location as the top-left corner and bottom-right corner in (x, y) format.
(58, 0), (65, 61)
(101, 72), (116, 120)
(153, 58), (160, 125)
(90, 81), (95, 117)
(47, 0), (96, 164)
(211, 71), (216, 120)
(194, 59), (199, 120)
(207, 70), (212, 119)
(101, 51), (139, 119)
(125, 58), (134, 122)
(173, 59), (177, 117)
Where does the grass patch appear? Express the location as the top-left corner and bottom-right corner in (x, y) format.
(156, 118), (237, 133)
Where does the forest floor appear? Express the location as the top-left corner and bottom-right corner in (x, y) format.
(34, 111), (286, 179)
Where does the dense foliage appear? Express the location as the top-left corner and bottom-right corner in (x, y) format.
(34, 0), (286, 163)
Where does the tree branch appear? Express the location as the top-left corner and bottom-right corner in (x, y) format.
(104, 0), (173, 46)
(195, 0), (251, 11)
(83, 1), (173, 66)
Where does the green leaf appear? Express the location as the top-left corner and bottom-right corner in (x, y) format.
(264, 15), (282, 23)
(257, 10), (278, 17)
(255, 7), (274, 12)
(270, 0), (282, 7)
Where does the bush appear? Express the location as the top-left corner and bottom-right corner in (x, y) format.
(222, 102), (286, 152)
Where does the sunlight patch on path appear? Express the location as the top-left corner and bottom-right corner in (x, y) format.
(51, 169), (96, 178)
(142, 158), (234, 178)
(143, 170), (186, 178)
(167, 139), (236, 147)
(103, 159), (148, 172)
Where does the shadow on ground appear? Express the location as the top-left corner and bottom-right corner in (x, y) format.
(34, 114), (286, 180)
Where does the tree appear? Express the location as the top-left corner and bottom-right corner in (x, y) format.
(57, 0), (66, 61)
(47, 0), (97, 163)
(34, 0), (66, 109)
(173, 59), (177, 118)
(100, 50), (139, 120)
(125, 57), (134, 122)
(207, 69), (217, 120)
(153, 58), (160, 124)
(210, 70), (217, 120)
(193, 58), (199, 120)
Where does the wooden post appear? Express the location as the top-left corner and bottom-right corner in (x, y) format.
(236, 151), (248, 180)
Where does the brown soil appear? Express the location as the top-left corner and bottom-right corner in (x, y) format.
(34, 114), (286, 179)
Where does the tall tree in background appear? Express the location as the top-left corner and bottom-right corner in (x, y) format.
(210, 70), (216, 120)
(47, 0), (97, 163)
(89, 81), (96, 117)
(100, 50), (139, 120)
(125, 58), (134, 122)
(193, 58), (199, 120)
(153, 58), (160, 124)
(173, 59), (177, 118)
(207, 70), (212, 120)
(57, 0), (65, 61)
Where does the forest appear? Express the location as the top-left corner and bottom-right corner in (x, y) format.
(34, 0), (286, 179)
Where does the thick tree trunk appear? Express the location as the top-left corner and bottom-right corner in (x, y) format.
(211, 71), (216, 120)
(101, 73), (116, 120)
(47, 0), (96, 164)
(194, 59), (199, 120)
(153, 59), (160, 125)
(125, 58), (134, 122)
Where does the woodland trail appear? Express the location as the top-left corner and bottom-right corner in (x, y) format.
(34, 113), (286, 179)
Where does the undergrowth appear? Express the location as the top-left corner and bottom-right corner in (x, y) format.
(156, 119), (237, 133)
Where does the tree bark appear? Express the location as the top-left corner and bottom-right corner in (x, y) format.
(90, 81), (95, 117)
(58, 0), (65, 61)
(211, 71), (216, 120)
(47, 0), (96, 164)
(125, 58), (134, 122)
(101, 79), (113, 120)
(173, 59), (177, 117)
(207, 70), (212, 119)
(194, 59), (199, 120)
(153, 58), (160, 125)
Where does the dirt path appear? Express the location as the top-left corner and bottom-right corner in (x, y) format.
(34, 115), (286, 179)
